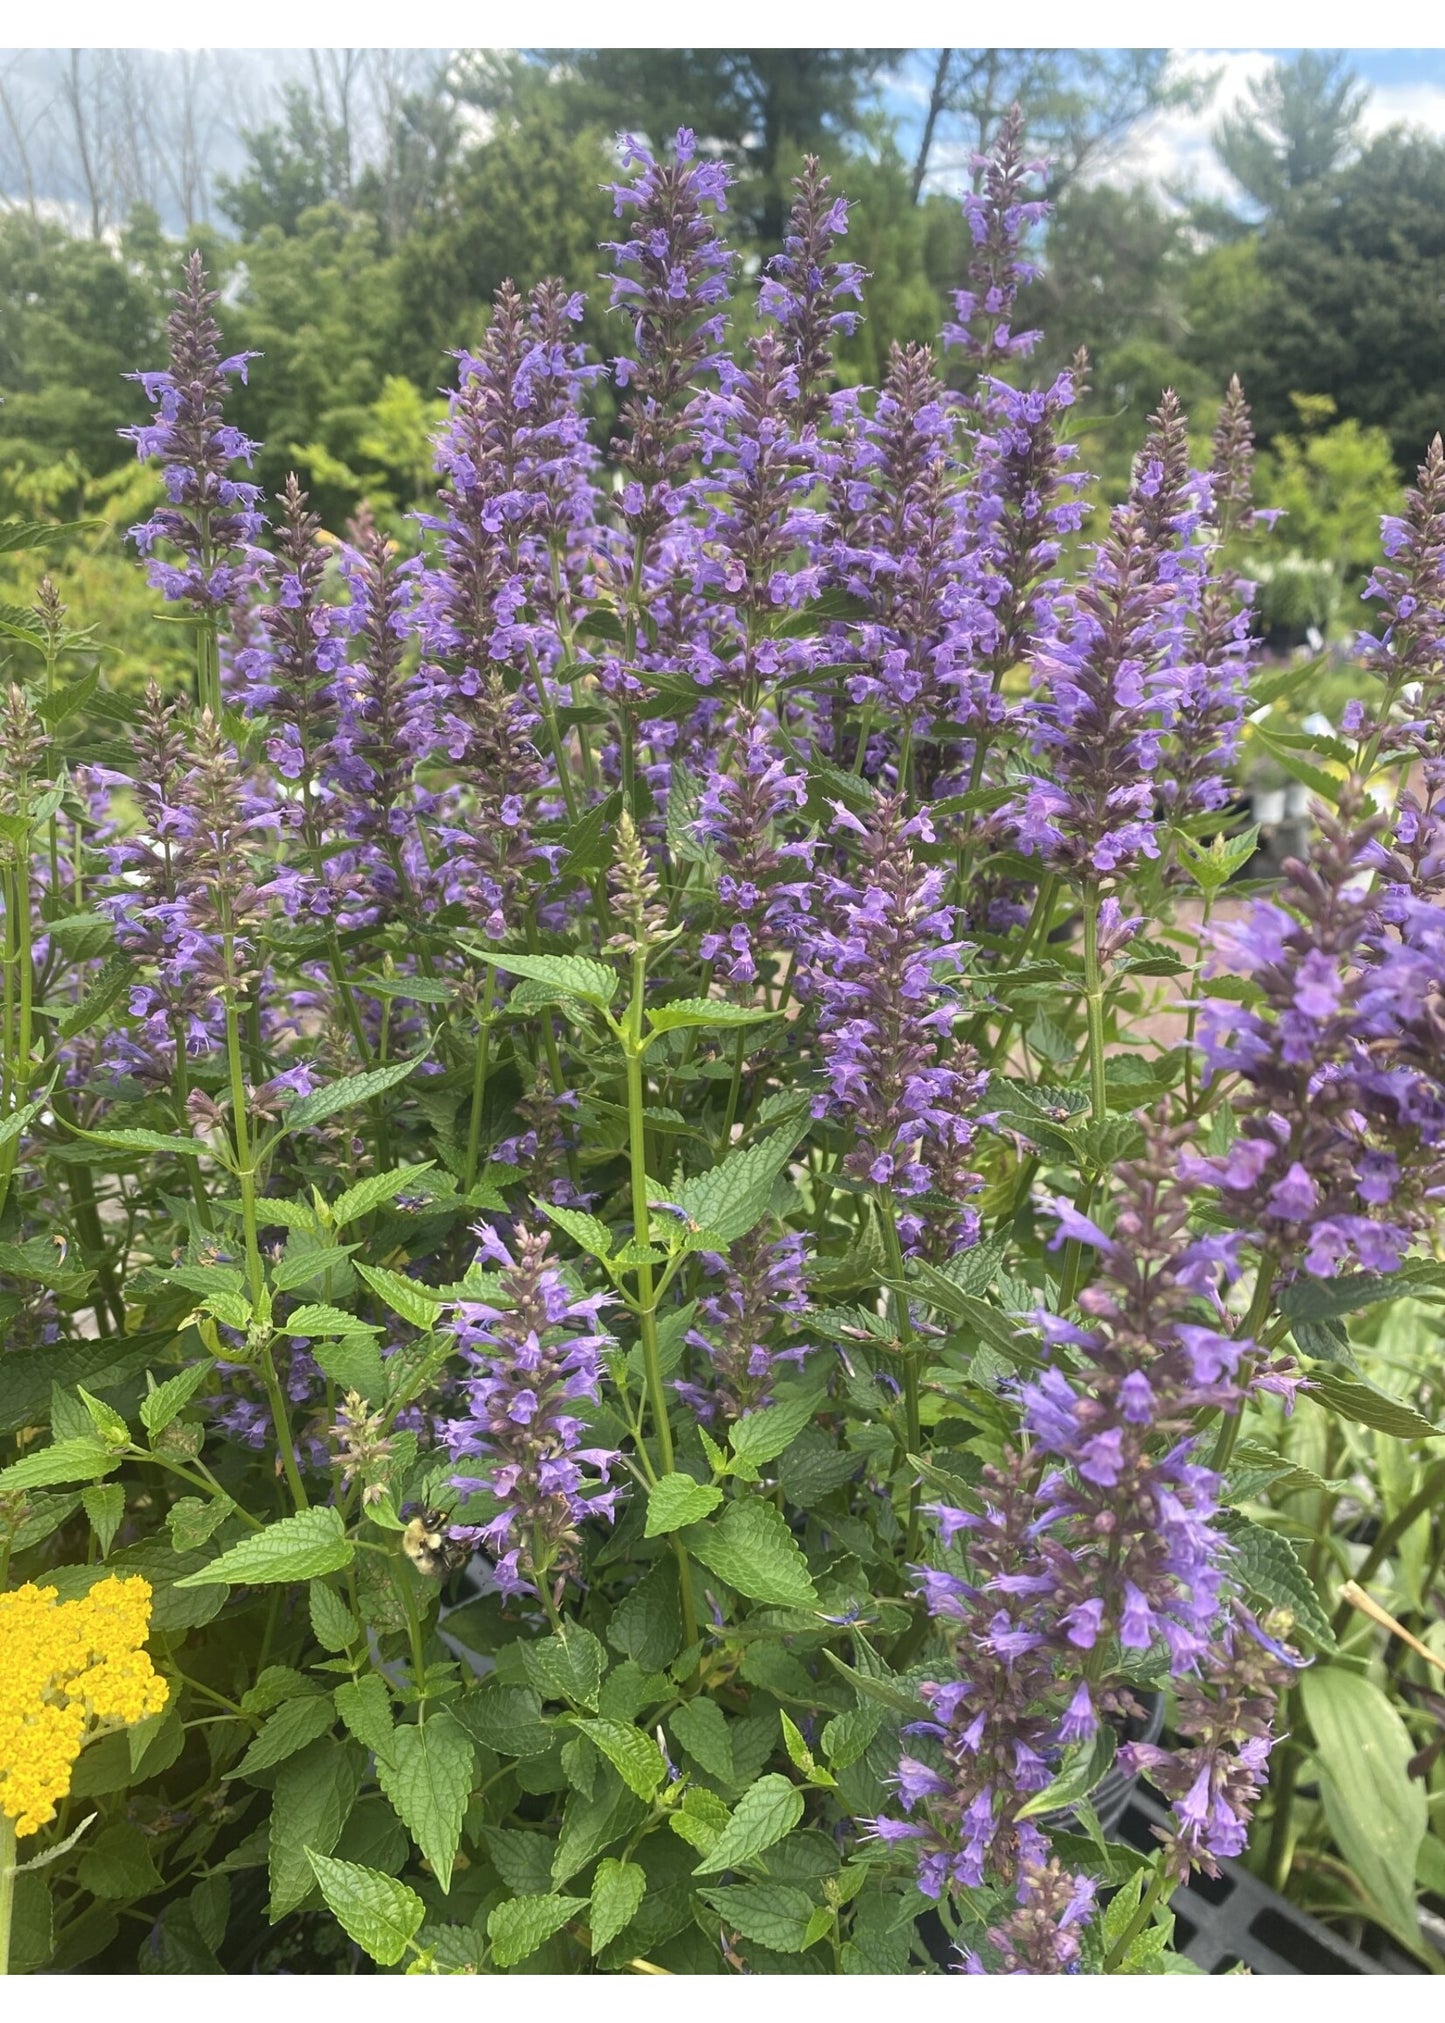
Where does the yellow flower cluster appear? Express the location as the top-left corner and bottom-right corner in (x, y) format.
(0, 1576), (168, 1837)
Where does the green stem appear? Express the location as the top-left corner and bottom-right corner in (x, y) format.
(878, 1196), (922, 1556)
(1081, 880), (1108, 1126)
(1208, 1264), (1279, 1473)
(1264, 1712), (1302, 1890)
(464, 966), (497, 1194)
(1101, 1857), (1172, 1973)
(0, 1814), (15, 1979)
(622, 947), (698, 1655)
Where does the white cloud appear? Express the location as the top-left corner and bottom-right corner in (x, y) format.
(1094, 49), (1445, 207)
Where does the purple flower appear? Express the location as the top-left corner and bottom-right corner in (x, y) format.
(442, 1224), (621, 1601)
(121, 251), (264, 621)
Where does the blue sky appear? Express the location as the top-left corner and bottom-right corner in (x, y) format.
(885, 49), (1445, 204)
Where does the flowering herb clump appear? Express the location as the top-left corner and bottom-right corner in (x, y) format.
(2, 111), (1444, 1982)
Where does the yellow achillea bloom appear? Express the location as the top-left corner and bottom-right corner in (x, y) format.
(0, 1576), (168, 1837)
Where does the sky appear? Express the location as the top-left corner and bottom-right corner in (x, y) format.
(886, 49), (1445, 204)
(8, 45), (1445, 230)
(1101, 48), (1445, 199)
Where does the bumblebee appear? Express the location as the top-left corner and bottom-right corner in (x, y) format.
(401, 1507), (472, 1580)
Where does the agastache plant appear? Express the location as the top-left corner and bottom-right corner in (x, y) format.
(4, 113), (1441, 1983)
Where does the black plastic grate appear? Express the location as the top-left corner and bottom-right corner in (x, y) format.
(1118, 1790), (1411, 1976)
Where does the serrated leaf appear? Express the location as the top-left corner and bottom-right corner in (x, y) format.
(374, 1712), (474, 1892)
(1219, 1512), (1337, 1653)
(306, 1850), (425, 1966)
(71, 1125), (204, 1159)
(589, 1858), (645, 1954)
(672, 1130), (803, 1245)
(570, 1717), (666, 1800)
(522, 1627), (605, 1710)
(354, 1261), (444, 1331)
(607, 1560), (682, 1672)
(282, 1052), (427, 1131)
(309, 1334), (386, 1402)
(487, 949), (619, 1007)
(269, 1739), (365, 1921)
(1302, 1665), (1426, 1943)
(0, 516), (97, 555)
(532, 1197), (615, 1260)
(140, 1360), (214, 1438)
(646, 997), (777, 1034)
(283, 1300), (382, 1338)
(698, 1881), (818, 1952)
(81, 1483), (124, 1556)
(0, 1437), (121, 1493)
(729, 1389), (827, 1469)
(686, 1498), (818, 1608)
(670, 1694), (735, 1782)
(489, 1891), (585, 1967)
(334, 1675), (394, 1760)
(166, 1494), (233, 1552)
(1307, 1371), (1440, 1440)
(270, 1243), (357, 1293)
(236, 1694), (337, 1777)
(174, 1505), (353, 1588)
(644, 1472), (722, 1536)
(330, 1163), (436, 1226)
(310, 1581), (360, 1654)
(692, 1773), (804, 1875)
(1016, 1730), (1116, 1821)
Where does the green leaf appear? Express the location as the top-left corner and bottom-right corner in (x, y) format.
(166, 1494), (233, 1552)
(1218, 1513), (1337, 1653)
(487, 949), (619, 1008)
(333, 1675), (394, 1761)
(570, 1717), (666, 1801)
(0, 1436), (121, 1493)
(820, 1650), (925, 1719)
(606, 1560), (682, 1672)
(70, 1125), (204, 1159)
(672, 1130), (803, 1245)
(670, 1695), (735, 1783)
(81, 1483), (125, 1556)
(305, 1851), (426, 1967)
(284, 1300), (382, 1338)
(309, 1334), (386, 1403)
(686, 1497), (818, 1608)
(532, 1198), (615, 1260)
(309, 1581), (360, 1654)
(140, 1360), (214, 1438)
(77, 1822), (164, 1902)
(76, 1385), (128, 1442)
(1016, 1731), (1117, 1821)
(698, 1881), (818, 1953)
(729, 1389), (827, 1469)
(488, 1891), (585, 1968)
(589, 1858), (645, 1954)
(373, 1712), (474, 1892)
(174, 1505), (353, 1588)
(354, 1261), (445, 1331)
(282, 1053), (428, 1131)
(1302, 1665), (1426, 1942)
(521, 1627), (605, 1711)
(645, 998), (777, 1035)
(645, 1472), (722, 1535)
(269, 1739), (365, 1920)
(236, 1695), (337, 1778)
(692, 1773), (804, 1876)
(270, 1243), (358, 1293)
(330, 1163), (436, 1226)
(1307, 1371), (1441, 1440)
(0, 516), (97, 555)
